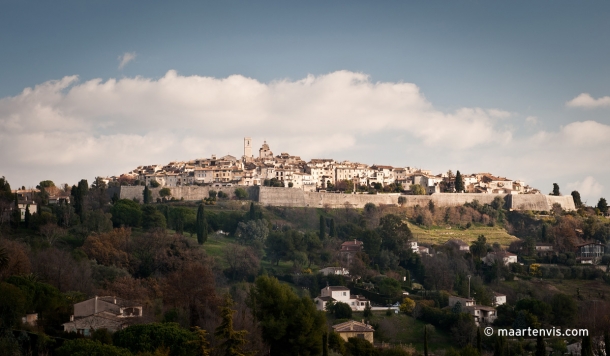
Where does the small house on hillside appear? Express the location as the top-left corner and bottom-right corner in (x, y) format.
(340, 240), (363, 265)
(445, 239), (470, 252)
(483, 251), (517, 266)
(314, 286), (369, 311)
(576, 242), (605, 264)
(448, 295), (497, 326)
(62, 296), (142, 336)
(332, 320), (374, 343)
(492, 292), (506, 306)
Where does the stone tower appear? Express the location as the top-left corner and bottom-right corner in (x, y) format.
(244, 137), (253, 160)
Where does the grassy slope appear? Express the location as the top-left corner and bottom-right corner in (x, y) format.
(341, 311), (452, 351)
(408, 223), (518, 247)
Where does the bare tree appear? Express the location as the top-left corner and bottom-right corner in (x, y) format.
(39, 223), (68, 247)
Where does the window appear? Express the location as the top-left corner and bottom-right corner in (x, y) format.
(357, 334), (365, 339)
(342, 292), (346, 296)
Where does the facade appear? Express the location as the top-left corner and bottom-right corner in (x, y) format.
(314, 286), (370, 311)
(318, 267), (349, 276)
(340, 240), (364, 265)
(576, 242), (605, 264)
(483, 251), (518, 266)
(332, 320), (374, 343)
(62, 296), (142, 335)
(445, 239), (470, 252)
(492, 292), (506, 306)
(448, 296), (476, 308)
(449, 296), (497, 326)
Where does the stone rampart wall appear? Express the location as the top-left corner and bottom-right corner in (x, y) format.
(108, 185), (575, 211)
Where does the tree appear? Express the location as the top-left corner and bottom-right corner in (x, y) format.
(111, 199), (142, 227)
(56, 339), (132, 356)
(235, 219), (268, 247)
(535, 335), (546, 356)
(143, 185), (152, 204)
(363, 302), (372, 318)
(319, 215), (326, 239)
(604, 330), (610, 356)
(398, 196), (406, 206)
(142, 205), (166, 230)
(552, 183), (561, 196)
(410, 184), (426, 195)
(191, 327), (212, 356)
(581, 335), (593, 356)
(0, 282), (26, 329)
(248, 275), (326, 356)
(159, 187), (172, 198)
(113, 323), (200, 356)
(550, 293), (577, 327)
(571, 191), (583, 208)
(215, 294), (251, 356)
(378, 214), (412, 251)
(235, 188), (248, 200)
(329, 218), (336, 237)
(424, 324), (429, 356)
(346, 337), (375, 356)
(24, 204), (31, 228)
(471, 235), (488, 260)
(196, 203), (208, 244)
(597, 198), (608, 215)
(455, 170), (465, 193)
(400, 298), (415, 314)
(149, 179), (160, 188)
(477, 327), (482, 354)
(322, 332), (329, 356)
(332, 302), (352, 319)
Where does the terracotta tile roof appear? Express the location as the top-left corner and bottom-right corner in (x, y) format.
(332, 320), (374, 333)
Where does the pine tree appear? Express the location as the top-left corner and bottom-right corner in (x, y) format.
(190, 326), (212, 356)
(329, 219), (336, 237)
(598, 198), (609, 215)
(215, 294), (251, 356)
(319, 215), (325, 239)
(424, 325), (429, 356)
(197, 203), (206, 244)
(455, 170), (465, 193)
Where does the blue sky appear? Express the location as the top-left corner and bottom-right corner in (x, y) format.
(1, 1), (609, 204)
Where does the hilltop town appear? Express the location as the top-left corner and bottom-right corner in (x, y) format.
(108, 137), (539, 196)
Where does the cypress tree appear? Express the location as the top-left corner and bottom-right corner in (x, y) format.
(581, 335), (593, 356)
(329, 218), (336, 237)
(455, 170), (465, 193)
(249, 202), (255, 220)
(406, 270), (411, 288)
(319, 215), (325, 239)
(424, 325), (428, 356)
(197, 203), (206, 244)
(535, 336), (545, 356)
(24, 204), (31, 228)
(477, 327), (482, 353)
(322, 332), (328, 356)
(143, 185), (151, 204)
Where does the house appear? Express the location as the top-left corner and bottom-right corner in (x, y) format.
(417, 246), (430, 255)
(535, 243), (554, 257)
(448, 296), (497, 326)
(319, 267), (349, 276)
(332, 320), (374, 343)
(448, 296), (476, 308)
(576, 242), (605, 264)
(483, 251), (517, 266)
(21, 313), (38, 326)
(340, 240), (364, 265)
(17, 201), (37, 222)
(408, 241), (418, 254)
(492, 292), (506, 306)
(314, 286), (370, 311)
(445, 239), (470, 252)
(466, 305), (497, 326)
(62, 296), (143, 336)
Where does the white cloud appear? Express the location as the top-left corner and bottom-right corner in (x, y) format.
(0, 70), (609, 200)
(566, 176), (604, 205)
(117, 52), (136, 69)
(566, 93), (610, 109)
(525, 116), (538, 125)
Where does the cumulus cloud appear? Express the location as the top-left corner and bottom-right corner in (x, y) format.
(566, 176), (604, 204)
(0, 70), (609, 201)
(566, 93), (610, 109)
(118, 52), (136, 69)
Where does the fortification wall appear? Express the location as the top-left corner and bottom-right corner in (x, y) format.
(109, 185), (575, 211)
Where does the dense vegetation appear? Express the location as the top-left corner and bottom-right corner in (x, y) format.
(0, 176), (609, 355)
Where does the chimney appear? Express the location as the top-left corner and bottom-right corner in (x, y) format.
(94, 296), (98, 314)
(114, 296), (117, 304)
(70, 315), (74, 321)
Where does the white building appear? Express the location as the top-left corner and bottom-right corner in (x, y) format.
(314, 286), (369, 311)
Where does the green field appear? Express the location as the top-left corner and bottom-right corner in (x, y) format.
(408, 223), (518, 247)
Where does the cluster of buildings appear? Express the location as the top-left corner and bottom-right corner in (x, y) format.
(108, 138), (538, 194)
